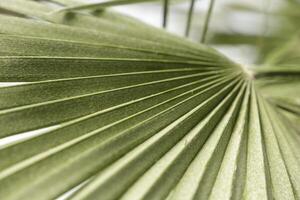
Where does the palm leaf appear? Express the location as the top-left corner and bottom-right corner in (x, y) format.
(55, 0), (162, 12)
(0, 0), (299, 200)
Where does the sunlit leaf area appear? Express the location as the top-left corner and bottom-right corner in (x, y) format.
(0, 0), (299, 199)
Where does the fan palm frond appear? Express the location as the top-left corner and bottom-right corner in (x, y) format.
(0, 0), (299, 200)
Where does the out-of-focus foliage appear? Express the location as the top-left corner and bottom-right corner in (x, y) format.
(210, 0), (300, 63)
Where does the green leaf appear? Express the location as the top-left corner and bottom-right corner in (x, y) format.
(0, 1), (298, 200)
(55, 0), (162, 13)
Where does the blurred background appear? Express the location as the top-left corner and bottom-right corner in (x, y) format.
(89, 0), (300, 66)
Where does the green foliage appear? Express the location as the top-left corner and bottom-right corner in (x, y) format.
(210, 0), (300, 63)
(0, 0), (299, 200)
(55, 0), (163, 12)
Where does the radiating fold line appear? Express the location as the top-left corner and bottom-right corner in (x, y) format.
(0, 68), (206, 85)
(0, 34), (190, 62)
(0, 15), (218, 62)
(0, 70), (231, 114)
(0, 0), (224, 58)
(0, 33), (213, 62)
(266, 104), (300, 162)
(0, 75), (238, 178)
(256, 92), (296, 200)
(140, 83), (244, 200)
(208, 82), (250, 200)
(0, 0), (191, 55)
(0, 72), (235, 139)
(0, 56), (226, 82)
(54, 0), (162, 12)
(0, 69), (215, 110)
(167, 83), (246, 200)
(117, 82), (246, 200)
(244, 85), (272, 200)
(0, 73), (224, 153)
(0, 55), (233, 67)
(263, 103), (300, 199)
(0, 77), (240, 200)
